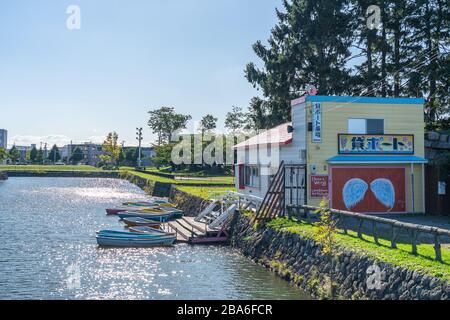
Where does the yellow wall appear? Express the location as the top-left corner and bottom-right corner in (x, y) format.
(306, 101), (425, 213)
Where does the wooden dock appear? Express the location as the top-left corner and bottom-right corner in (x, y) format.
(164, 216), (228, 244)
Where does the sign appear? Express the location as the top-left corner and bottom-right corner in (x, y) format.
(438, 181), (446, 195)
(310, 175), (329, 198)
(338, 134), (414, 154)
(311, 103), (322, 143)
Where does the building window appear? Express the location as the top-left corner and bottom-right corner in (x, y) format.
(348, 119), (384, 134)
(244, 165), (260, 188)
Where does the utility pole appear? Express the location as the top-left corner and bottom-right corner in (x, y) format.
(43, 142), (47, 165)
(136, 127), (143, 169)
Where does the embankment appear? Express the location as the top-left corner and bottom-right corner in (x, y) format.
(230, 213), (449, 300)
(119, 171), (208, 216)
(0, 171), (7, 180)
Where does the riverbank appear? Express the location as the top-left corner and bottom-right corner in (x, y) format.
(230, 213), (450, 300)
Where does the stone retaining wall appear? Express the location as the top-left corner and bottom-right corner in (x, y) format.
(230, 213), (449, 300)
(0, 171), (7, 180)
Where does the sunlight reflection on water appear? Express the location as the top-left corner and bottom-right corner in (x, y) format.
(0, 177), (308, 300)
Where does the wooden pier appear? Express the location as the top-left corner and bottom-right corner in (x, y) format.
(163, 216), (229, 244)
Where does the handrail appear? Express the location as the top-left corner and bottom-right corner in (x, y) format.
(287, 204), (449, 262)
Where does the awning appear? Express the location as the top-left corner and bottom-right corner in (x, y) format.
(327, 155), (428, 164)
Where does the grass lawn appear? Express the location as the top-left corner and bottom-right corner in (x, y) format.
(267, 217), (450, 281)
(0, 165), (110, 172)
(176, 186), (236, 199)
(123, 169), (235, 186)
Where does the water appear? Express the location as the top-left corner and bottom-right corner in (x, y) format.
(0, 178), (309, 300)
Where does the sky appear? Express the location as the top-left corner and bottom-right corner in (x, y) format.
(0, 0), (282, 148)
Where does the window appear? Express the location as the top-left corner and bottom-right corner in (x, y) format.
(244, 165), (260, 188)
(348, 119), (384, 134)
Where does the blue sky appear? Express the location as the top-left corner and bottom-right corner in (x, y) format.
(0, 0), (281, 147)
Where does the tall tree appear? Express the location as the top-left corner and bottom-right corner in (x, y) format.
(70, 147), (84, 164)
(48, 144), (61, 163)
(102, 132), (122, 166)
(225, 106), (248, 133)
(245, 0), (355, 129)
(0, 148), (7, 163)
(199, 114), (218, 134)
(8, 145), (20, 163)
(29, 146), (38, 164)
(148, 107), (192, 145)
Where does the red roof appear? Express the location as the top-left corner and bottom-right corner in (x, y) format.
(234, 122), (292, 149)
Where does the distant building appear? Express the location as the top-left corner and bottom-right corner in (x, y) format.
(61, 143), (104, 166)
(0, 129), (7, 149)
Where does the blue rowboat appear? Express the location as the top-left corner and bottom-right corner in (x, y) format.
(96, 234), (176, 247)
(122, 217), (162, 227)
(117, 211), (172, 221)
(97, 229), (170, 237)
(128, 226), (169, 234)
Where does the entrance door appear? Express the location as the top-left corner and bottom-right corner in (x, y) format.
(285, 165), (306, 206)
(331, 166), (406, 213)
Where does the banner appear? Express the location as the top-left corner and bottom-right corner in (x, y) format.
(338, 134), (414, 154)
(311, 103), (322, 143)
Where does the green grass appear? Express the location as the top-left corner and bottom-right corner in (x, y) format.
(123, 169), (234, 186)
(266, 217), (450, 281)
(176, 186), (236, 199)
(0, 165), (110, 172)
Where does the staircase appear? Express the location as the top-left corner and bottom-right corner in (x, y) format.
(254, 161), (285, 221)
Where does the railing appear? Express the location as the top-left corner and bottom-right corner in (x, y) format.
(287, 204), (450, 262)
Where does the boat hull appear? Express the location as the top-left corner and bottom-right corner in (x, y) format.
(96, 235), (176, 247)
(118, 211), (172, 221)
(122, 217), (162, 227)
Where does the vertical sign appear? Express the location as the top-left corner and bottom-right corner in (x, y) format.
(312, 103), (322, 143)
(310, 175), (329, 198)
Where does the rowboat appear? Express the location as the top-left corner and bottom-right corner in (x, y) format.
(122, 217), (162, 228)
(117, 211), (172, 221)
(128, 226), (172, 235)
(122, 200), (168, 207)
(97, 229), (167, 237)
(106, 205), (158, 215)
(96, 234), (176, 247)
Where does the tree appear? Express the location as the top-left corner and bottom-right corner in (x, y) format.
(70, 147), (84, 164)
(102, 132), (122, 166)
(48, 144), (61, 163)
(148, 107), (192, 145)
(8, 145), (20, 163)
(245, 0), (355, 129)
(29, 146), (38, 164)
(199, 114), (218, 134)
(151, 143), (176, 168)
(225, 106), (248, 133)
(125, 148), (138, 166)
(0, 148), (7, 163)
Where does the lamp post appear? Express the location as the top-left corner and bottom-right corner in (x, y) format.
(136, 127), (143, 169)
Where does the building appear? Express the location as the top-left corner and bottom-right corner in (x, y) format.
(235, 95), (427, 214)
(60, 143), (103, 166)
(0, 129), (7, 149)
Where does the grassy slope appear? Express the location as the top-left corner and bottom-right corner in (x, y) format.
(267, 218), (450, 281)
(121, 169), (236, 199)
(122, 169), (234, 186)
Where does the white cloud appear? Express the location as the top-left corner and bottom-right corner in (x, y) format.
(8, 135), (72, 148)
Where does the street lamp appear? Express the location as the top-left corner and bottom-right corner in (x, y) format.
(136, 127), (143, 169)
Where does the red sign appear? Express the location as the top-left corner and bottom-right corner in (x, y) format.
(310, 175), (329, 198)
